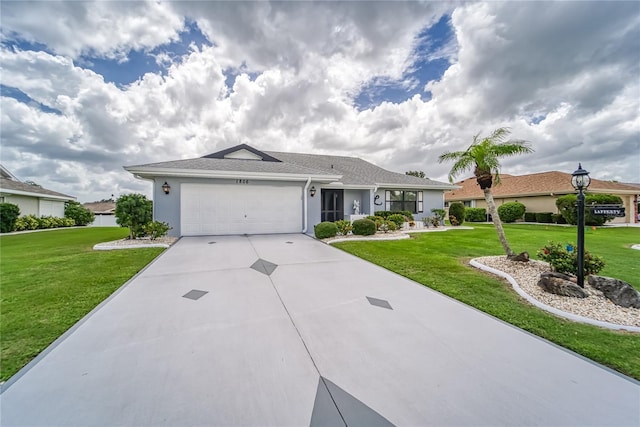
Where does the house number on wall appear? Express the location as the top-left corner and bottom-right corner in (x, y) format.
(235, 179), (249, 184)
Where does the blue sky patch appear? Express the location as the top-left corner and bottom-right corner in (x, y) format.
(1, 84), (62, 115)
(354, 14), (454, 110)
(78, 20), (212, 87)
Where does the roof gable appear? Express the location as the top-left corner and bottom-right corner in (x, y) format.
(202, 144), (281, 162)
(1, 164), (18, 181)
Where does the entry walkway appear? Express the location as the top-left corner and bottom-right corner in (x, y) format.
(1, 234), (638, 425)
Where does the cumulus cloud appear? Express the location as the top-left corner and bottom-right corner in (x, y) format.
(0, 1), (638, 202)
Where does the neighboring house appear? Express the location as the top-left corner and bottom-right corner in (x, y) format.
(83, 201), (118, 227)
(125, 144), (457, 237)
(445, 171), (639, 224)
(0, 164), (75, 217)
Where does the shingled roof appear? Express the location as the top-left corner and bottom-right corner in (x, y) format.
(0, 177), (75, 200)
(445, 171), (639, 201)
(126, 145), (456, 190)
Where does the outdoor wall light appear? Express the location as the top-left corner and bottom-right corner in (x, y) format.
(571, 163), (590, 288)
(310, 186), (316, 197)
(162, 181), (171, 195)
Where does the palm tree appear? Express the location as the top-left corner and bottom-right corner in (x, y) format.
(438, 127), (533, 257)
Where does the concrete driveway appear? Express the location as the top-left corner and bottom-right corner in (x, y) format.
(2, 234), (638, 426)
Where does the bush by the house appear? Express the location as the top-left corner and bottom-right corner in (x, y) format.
(387, 213), (406, 228)
(314, 221), (338, 239)
(465, 208), (486, 222)
(537, 241), (605, 276)
(142, 221), (172, 240)
(374, 211), (414, 221)
(448, 202), (465, 226)
(449, 215), (459, 226)
(556, 193), (623, 226)
(352, 218), (376, 236)
(535, 212), (554, 223)
(64, 200), (95, 226)
(497, 202), (525, 223)
(524, 212), (537, 222)
(366, 215), (385, 230)
(0, 203), (20, 233)
(334, 220), (352, 236)
(13, 215), (75, 231)
(115, 193), (153, 239)
(384, 220), (397, 232)
(552, 213), (567, 224)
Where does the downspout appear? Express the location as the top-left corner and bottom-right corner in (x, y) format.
(372, 186), (378, 215)
(302, 177), (311, 233)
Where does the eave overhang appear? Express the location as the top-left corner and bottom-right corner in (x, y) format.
(124, 166), (342, 183)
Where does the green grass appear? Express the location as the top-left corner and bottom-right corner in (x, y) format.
(0, 228), (165, 382)
(334, 224), (640, 379)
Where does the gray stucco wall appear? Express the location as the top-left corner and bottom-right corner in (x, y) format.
(374, 188), (446, 221)
(153, 177), (308, 237)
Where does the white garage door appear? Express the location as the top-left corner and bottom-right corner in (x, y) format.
(181, 183), (303, 236)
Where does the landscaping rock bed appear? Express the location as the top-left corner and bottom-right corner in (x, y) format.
(474, 256), (640, 328)
(94, 236), (178, 250)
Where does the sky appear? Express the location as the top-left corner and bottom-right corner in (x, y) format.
(1, 1), (639, 203)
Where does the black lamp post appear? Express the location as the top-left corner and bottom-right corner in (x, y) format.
(571, 164), (591, 288)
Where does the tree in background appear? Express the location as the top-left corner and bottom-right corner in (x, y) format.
(64, 201), (95, 226)
(115, 194), (153, 239)
(405, 170), (426, 178)
(438, 127), (533, 257)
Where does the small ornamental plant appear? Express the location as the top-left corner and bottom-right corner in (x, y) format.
(334, 220), (352, 236)
(537, 241), (605, 276)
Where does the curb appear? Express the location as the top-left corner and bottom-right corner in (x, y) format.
(470, 259), (640, 333)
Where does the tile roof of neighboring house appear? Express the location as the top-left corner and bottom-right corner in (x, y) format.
(445, 171), (640, 201)
(126, 145), (456, 189)
(0, 177), (75, 200)
(83, 201), (116, 214)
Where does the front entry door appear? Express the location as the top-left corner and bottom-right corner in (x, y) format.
(321, 189), (344, 222)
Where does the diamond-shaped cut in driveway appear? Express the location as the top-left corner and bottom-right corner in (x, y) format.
(1, 234), (639, 426)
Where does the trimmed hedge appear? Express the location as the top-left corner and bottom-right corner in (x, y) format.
(0, 203), (20, 233)
(314, 221), (338, 239)
(387, 214), (406, 228)
(497, 202), (525, 223)
(556, 193), (623, 226)
(465, 208), (486, 222)
(352, 218), (376, 236)
(552, 213), (567, 224)
(524, 212), (536, 222)
(374, 210), (415, 221)
(448, 202), (465, 226)
(535, 212), (553, 223)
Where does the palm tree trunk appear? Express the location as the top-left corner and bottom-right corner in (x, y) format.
(484, 188), (514, 257)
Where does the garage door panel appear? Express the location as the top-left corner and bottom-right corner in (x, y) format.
(181, 183), (302, 236)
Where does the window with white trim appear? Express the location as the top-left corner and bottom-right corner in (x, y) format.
(385, 190), (423, 213)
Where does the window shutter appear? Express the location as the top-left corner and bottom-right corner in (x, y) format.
(385, 191), (391, 210)
(418, 191), (423, 212)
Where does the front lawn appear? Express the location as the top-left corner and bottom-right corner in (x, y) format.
(0, 228), (165, 382)
(334, 224), (640, 380)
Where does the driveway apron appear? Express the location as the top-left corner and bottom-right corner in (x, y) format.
(1, 234), (638, 426)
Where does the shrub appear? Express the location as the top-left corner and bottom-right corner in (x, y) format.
(16, 215), (39, 231)
(115, 193), (153, 239)
(143, 221), (172, 240)
(535, 212), (553, 223)
(448, 202), (465, 225)
(497, 202), (525, 223)
(37, 216), (54, 229)
(449, 215), (459, 226)
(314, 221), (338, 239)
(556, 193), (623, 226)
(384, 220), (397, 232)
(64, 201), (95, 226)
(552, 213), (567, 224)
(431, 208), (446, 223)
(537, 241), (605, 276)
(0, 203), (20, 233)
(465, 208), (486, 222)
(335, 220), (353, 236)
(352, 218), (376, 236)
(387, 213), (406, 228)
(375, 210), (414, 220)
(524, 212), (536, 222)
(366, 215), (385, 230)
